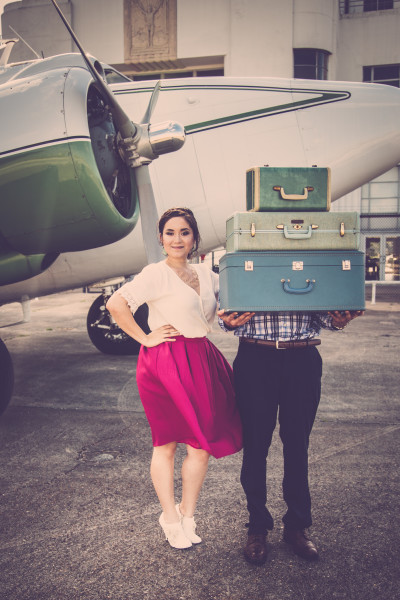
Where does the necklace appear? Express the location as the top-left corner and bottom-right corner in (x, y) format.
(167, 262), (200, 295)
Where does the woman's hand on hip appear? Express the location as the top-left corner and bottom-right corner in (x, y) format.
(143, 325), (181, 347)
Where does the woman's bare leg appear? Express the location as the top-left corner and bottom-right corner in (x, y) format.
(150, 442), (179, 523)
(180, 446), (210, 517)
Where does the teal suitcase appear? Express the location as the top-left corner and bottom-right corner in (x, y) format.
(219, 250), (365, 312)
(226, 211), (360, 252)
(246, 166), (331, 212)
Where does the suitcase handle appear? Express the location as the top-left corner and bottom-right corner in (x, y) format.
(273, 185), (314, 200)
(281, 279), (315, 294)
(283, 225), (313, 239)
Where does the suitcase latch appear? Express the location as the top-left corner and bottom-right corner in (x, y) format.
(245, 261), (254, 271)
(340, 222), (345, 237)
(291, 219), (304, 231)
(342, 260), (351, 271)
(250, 223), (256, 237)
(292, 261), (304, 271)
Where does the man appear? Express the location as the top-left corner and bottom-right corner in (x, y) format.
(218, 309), (363, 565)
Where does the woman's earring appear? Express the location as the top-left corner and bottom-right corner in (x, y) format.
(162, 247), (167, 256)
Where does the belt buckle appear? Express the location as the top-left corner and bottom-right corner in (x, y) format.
(275, 340), (286, 350)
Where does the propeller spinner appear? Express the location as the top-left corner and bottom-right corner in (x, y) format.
(50, 0), (185, 264)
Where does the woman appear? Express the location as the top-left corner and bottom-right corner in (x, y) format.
(106, 207), (251, 550)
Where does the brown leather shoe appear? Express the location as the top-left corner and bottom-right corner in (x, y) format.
(243, 533), (268, 565)
(283, 528), (319, 560)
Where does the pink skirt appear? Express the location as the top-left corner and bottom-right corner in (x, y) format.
(136, 336), (243, 458)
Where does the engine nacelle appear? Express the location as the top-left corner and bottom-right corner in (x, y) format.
(0, 250), (59, 286)
(0, 67), (139, 256)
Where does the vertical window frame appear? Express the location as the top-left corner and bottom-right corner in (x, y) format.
(293, 48), (329, 80)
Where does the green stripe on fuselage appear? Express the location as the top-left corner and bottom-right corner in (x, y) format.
(185, 91), (349, 132)
(114, 84), (350, 133)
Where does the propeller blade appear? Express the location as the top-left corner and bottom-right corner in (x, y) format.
(135, 167), (164, 264)
(50, 0), (137, 140)
(50, 0), (184, 265)
(141, 81), (161, 125)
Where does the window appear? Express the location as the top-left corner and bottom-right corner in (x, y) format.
(340, 0), (397, 14)
(132, 68), (224, 82)
(111, 56), (225, 82)
(363, 64), (400, 87)
(361, 167), (400, 225)
(293, 49), (329, 80)
(364, 0), (393, 10)
(104, 68), (132, 84)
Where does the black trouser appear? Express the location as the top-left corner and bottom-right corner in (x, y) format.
(233, 342), (322, 534)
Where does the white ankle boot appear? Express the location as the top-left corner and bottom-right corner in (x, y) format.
(176, 503), (202, 544)
(159, 512), (192, 549)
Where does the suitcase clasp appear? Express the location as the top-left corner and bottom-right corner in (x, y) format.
(245, 261), (254, 271)
(292, 261), (304, 270)
(250, 223), (256, 237)
(342, 260), (351, 271)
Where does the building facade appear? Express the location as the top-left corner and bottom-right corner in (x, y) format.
(2, 0), (400, 280)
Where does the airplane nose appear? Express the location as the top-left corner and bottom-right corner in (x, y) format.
(148, 121), (186, 156)
(136, 121), (186, 162)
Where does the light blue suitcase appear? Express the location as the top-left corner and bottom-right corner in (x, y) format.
(219, 250), (365, 312)
(226, 211), (360, 252)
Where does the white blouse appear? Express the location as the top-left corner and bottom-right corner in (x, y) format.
(117, 261), (219, 338)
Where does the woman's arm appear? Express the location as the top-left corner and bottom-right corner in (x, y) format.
(106, 292), (180, 347)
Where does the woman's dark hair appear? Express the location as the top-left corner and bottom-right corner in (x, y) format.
(158, 207), (201, 258)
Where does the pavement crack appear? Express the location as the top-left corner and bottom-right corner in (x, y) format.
(310, 424), (400, 464)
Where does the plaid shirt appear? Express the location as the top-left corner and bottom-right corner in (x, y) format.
(219, 311), (336, 341)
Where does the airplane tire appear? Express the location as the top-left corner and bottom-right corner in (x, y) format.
(0, 339), (14, 415)
(87, 294), (149, 356)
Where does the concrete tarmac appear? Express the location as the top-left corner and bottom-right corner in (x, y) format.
(0, 291), (399, 600)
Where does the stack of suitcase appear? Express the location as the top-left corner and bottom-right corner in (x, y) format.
(219, 166), (365, 312)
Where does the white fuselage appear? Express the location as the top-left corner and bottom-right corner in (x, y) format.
(1, 74), (400, 303)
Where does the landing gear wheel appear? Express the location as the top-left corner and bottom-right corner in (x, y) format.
(0, 339), (14, 415)
(87, 294), (149, 356)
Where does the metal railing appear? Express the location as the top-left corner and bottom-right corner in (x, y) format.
(365, 281), (400, 303)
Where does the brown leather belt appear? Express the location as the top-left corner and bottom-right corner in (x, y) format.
(239, 337), (321, 350)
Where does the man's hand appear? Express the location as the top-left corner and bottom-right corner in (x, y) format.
(218, 309), (255, 330)
(328, 310), (364, 329)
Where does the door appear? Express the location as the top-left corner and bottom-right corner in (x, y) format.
(365, 237), (380, 280)
(385, 237), (400, 280)
(365, 236), (400, 280)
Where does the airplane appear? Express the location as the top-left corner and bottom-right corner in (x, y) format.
(1, 0), (400, 415)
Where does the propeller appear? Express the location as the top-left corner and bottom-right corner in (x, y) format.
(50, 0), (185, 264)
(141, 81), (161, 125)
